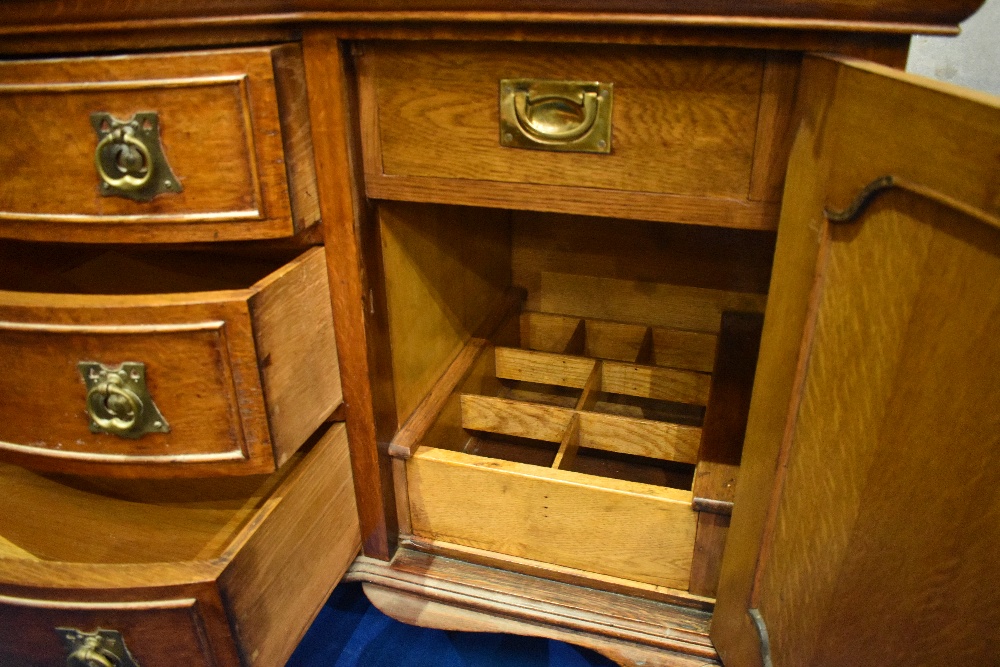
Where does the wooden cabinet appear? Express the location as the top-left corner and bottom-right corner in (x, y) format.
(0, 3), (996, 666)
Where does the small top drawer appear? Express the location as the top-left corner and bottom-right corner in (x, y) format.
(0, 45), (318, 243)
(0, 246), (341, 477)
(357, 41), (798, 230)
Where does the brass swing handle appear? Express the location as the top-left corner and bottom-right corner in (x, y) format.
(512, 89), (600, 142)
(500, 79), (613, 154)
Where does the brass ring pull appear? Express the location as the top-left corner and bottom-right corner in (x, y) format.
(86, 374), (143, 434)
(512, 90), (600, 143)
(94, 131), (154, 192)
(499, 79), (612, 154)
(90, 112), (182, 202)
(66, 637), (116, 667)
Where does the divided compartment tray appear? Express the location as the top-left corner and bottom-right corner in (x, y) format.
(394, 300), (763, 594)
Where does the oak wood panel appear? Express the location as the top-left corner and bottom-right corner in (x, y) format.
(538, 272), (767, 333)
(221, 424), (361, 667)
(361, 41), (782, 226)
(379, 202), (511, 426)
(749, 52), (802, 202)
(691, 311), (764, 509)
(688, 512), (730, 598)
(407, 447), (697, 589)
(712, 55), (842, 667)
(602, 361), (711, 405)
(403, 536), (715, 610)
(715, 56), (1000, 666)
(248, 248), (342, 467)
(0, 248), (337, 477)
(460, 394), (703, 464)
(303, 30), (397, 560)
(494, 347), (596, 389)
(0, 46), (317, 243)
(512, 213), (775, 321)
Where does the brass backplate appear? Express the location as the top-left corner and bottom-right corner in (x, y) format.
(499, 79), (613, 154)
(91, 111), (182, 202)
(56, 628), (141, 667)
(78, 361), (169, 439)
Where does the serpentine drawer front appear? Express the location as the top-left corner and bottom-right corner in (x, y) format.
(357, 41), (795, 230)
(0, 423), (361, 667)
(0, 45), (319, 243)
(0, 246), (340, 477)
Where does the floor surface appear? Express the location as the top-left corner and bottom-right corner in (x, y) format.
(288, 582), (618, 667)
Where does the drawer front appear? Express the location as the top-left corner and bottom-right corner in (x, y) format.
(0, 592), (228, 667)
(360, 42), (794, 229)
(0, 248), (341, 477)
(407, 447), (697, 590)
(0, 45), (318, 243)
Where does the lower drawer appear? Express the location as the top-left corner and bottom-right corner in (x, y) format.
(0, 423), (360, 667)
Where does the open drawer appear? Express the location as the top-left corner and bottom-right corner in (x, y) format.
(391, 299), (762, 595)
(0, 244), (340, 477)
(0, 423), (360, 667)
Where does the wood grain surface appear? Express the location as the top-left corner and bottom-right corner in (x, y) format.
(407, 447), (697, 589)
(379, 202), (511, 426)
(304, 30), (397, 560)
(0, 45), (317, 243)
(715, 56), (1000, 666)
(360, 41), (785, 228)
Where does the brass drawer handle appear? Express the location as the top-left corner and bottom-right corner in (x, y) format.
(91, 112), (182, 202)
(79, 362), (170, 439)
(57, 629), (140, 667)
(500, 79), (613, 154)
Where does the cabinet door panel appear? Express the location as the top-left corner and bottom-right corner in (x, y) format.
(713, 55), (1000, 667)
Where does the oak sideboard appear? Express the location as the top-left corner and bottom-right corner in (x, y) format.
(1, 3), (997, 666)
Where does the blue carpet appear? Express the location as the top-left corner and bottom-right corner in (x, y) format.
(288, 582), (618, 667)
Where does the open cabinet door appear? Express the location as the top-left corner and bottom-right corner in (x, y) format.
(711, 54), (1000, 667)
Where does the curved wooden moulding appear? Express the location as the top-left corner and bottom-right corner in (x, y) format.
(0, 424), (361, 667)
(0, 1), (986, 36)
(347, 548), (720, 667)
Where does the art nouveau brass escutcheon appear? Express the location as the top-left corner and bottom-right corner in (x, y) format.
(56, 628), (141, 667)
(78, 362), (169, 439)
(90, 112), (182, 202)
(499, 79), (613, 154)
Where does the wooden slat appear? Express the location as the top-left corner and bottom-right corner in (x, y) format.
(407, 447), (696, 589)
(692, 311), (765, 510)
(652, 327), (719, 373)
(552, 414), (581, 471)
(688, 512), (731, 598)
(539, 272), (766, 334)
(460, 394), (573, 443)
(519, 312), (582, 354)
(582, 319), (650, 362)
(578, 412), (702, 465)
(602, 361), (711, 406)
(388, 339), (490, 458)
(494, 347), (596, 389)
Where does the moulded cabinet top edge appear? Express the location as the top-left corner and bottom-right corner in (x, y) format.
(0, 1), (987, 36)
